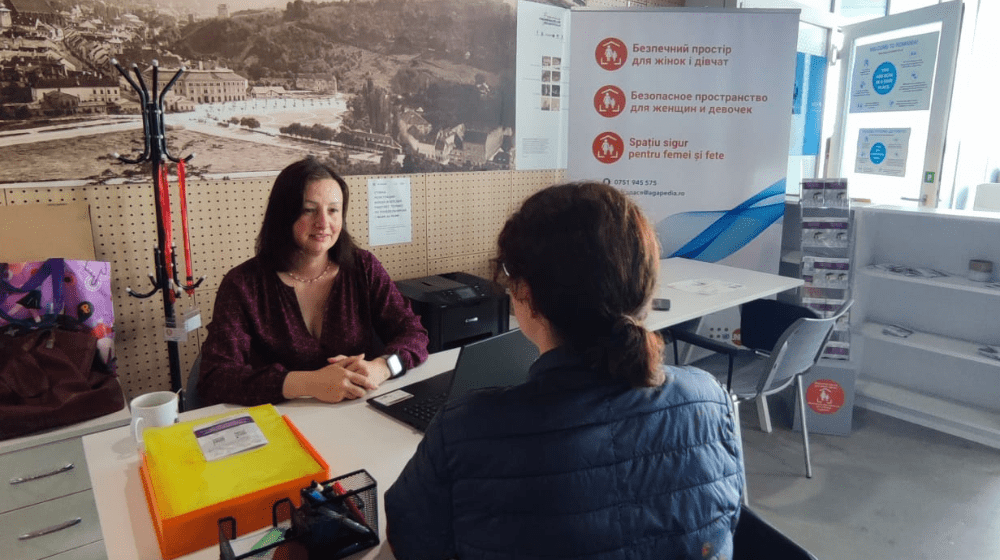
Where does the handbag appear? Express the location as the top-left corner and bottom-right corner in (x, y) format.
(0, 259), (123, 440)
(0, 325), (124, 440)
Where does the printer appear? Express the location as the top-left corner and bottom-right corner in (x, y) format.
(395, 272), (509, 353)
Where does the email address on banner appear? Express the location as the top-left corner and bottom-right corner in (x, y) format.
(620, 189), (687, 197)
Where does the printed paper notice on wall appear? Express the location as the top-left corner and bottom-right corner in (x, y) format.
(849, 31), (939, 114)
(855, 128), (910, 177)
(368, 177), (412, 246)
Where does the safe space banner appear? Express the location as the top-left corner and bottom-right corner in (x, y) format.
(566, 8), (799, 272)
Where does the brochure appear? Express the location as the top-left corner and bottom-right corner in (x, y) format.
(869, 263), (948, 279)
(194, 413), (269, 462)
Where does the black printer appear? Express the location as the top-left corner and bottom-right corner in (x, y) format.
(395, 272), (509, 353)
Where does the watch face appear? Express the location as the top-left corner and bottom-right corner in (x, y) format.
(387, 354), (403, 375)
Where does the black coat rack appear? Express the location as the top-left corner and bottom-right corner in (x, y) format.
(111, 58), (205, 393)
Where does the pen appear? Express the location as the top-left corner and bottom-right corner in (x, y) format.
(328, 481), (367, 525)
(317, 506), (372, 535)
(306, 482), (326, 504)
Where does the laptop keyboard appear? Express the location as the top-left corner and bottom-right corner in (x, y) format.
(402, 391), (448, 424)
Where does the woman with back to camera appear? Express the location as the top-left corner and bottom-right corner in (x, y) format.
(385, 181), (743, 559)
(198, 157), (428, 406)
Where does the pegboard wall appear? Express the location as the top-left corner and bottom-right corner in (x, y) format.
(1, 167), (563, 398)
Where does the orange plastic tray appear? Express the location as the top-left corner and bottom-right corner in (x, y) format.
(139, 416), (330, 559)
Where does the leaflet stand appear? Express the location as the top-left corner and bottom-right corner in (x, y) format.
(797, 178), (852, 359)
(787, 178), (857, 435)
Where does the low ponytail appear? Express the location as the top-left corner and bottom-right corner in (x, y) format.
(605, 315), (666, 387)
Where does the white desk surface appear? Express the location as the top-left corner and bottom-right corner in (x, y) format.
(83, 258), (801, 560)
(0, 405), (130, 454)
(82, 349), (459, 560)
(648, 258), (803, 331)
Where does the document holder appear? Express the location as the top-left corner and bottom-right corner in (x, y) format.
(218, 469), (380, 560)
(140, 413), (329, 559)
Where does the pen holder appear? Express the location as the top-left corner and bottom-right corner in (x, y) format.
(217, 469), (379, 560)
(298, 470), (380, 559)
(217, 498), (306, 560)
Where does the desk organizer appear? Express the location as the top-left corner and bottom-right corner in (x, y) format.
(218, 470), (380, 560)
(139, 416), (330, 559)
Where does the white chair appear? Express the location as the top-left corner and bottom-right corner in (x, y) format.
(669, 299), (853, 479)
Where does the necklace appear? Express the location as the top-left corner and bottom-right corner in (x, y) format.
(284, 261), (331, 284)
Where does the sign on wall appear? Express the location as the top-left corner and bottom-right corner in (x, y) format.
(855, 128), (911, 177)
(368, 177), (413, 246)
(849, 31), (939, 113)
(515, 0), (571, 170)
(566, 8), (799, 272)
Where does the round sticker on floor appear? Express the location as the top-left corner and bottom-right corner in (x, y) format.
(806, 379), (845, 414)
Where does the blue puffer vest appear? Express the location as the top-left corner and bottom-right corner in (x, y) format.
(386, 347), (744, 560)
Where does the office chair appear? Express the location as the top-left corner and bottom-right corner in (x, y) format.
(733, 506), (818, 560)
(669, 299), (853, 479)
(181, 353), (206, 412)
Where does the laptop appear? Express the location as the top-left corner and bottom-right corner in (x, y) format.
(367, 329), (539, 432)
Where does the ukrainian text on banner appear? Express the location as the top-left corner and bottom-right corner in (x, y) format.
(566, 8), (799, 272)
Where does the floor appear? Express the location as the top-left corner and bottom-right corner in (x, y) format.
(739, 396), (1000, 560)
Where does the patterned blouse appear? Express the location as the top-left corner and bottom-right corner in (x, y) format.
(198, 250), (429, 405)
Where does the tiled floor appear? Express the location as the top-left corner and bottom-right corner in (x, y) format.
(739, 401), (1000, 560)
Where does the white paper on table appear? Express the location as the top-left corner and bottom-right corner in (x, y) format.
(667, 278), (744, 296)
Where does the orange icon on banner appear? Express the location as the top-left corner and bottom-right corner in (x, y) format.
(594, 86), (626, 118)
(806, 379), (845, 414)
(595, 38), (628, 71)
(593, 132), (624, 164)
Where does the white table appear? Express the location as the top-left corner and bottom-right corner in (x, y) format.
(648, 258), (803, 331)
(82, 258), (802, 560)
(82, 349), (459, 560)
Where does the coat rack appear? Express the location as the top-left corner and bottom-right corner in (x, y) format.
(111, 58), (205, 393)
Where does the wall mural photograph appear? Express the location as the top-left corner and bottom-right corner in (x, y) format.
(0, 0), (579, 186)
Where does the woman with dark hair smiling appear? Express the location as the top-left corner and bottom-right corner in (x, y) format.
(385, 181), (743, 559)
(198, 157), (428, 406)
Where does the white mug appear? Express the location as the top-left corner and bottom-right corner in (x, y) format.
(130, 391), (179, 448)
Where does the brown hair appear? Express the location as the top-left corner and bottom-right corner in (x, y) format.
(495, 182), (665, 387)
(256, 157), (357, 273)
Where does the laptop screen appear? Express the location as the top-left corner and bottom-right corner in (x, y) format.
(446, 328), (539, 404)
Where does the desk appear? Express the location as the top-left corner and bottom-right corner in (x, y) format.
(82, 349), (458, 560)
(649, 258), (803, 331)
(82, 258), (800, 560)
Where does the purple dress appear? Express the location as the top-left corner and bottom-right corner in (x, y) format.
(198, 250), (429, 405)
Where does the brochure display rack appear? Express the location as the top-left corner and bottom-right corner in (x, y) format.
(797, 179), (853, 361)
(779, 179), (857, 436)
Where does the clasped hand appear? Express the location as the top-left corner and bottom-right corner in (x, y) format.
(284, 354), (391, 403)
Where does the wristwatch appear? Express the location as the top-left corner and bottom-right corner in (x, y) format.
(382, 353), (405, 379)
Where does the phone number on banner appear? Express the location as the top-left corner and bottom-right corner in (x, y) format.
(608, 178), (658, 187)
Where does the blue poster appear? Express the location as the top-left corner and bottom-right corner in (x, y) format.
(791, 52), (826, 157)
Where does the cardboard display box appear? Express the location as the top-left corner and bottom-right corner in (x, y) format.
(0, 202), (96, 262)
